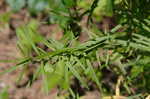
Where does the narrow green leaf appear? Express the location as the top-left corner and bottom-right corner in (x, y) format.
(0, 58), (30, 75)
(86, 59), (102, 91)
(66, 62), (88, 89)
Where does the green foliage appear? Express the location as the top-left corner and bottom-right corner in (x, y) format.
(6, 0), (25, 12)
(93, 0), (113, 18)
(1, 0), (150, 98)
(0, 12), (11, 24)
(0, 87), (9, 99)
(28, 0), (48, 13)
(16, 20), (43, 57)
(6, 0), (49, 13)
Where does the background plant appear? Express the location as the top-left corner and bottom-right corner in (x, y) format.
(0, 87), (9, 99)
